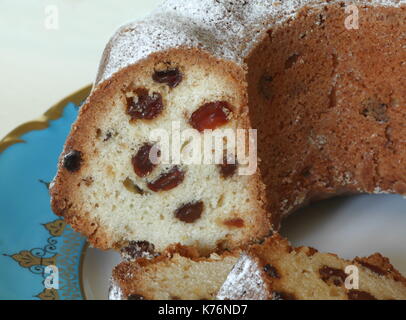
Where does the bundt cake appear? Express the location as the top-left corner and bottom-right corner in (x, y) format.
(50, 0), (406, 254)
(109, 243), (240, 300)
(217, 234), (406, 300)
(109, 234), (406, 300)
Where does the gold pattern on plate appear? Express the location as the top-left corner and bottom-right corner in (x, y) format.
(1, 86), (92, 299)
(9, 250), (58, 269)
(36, 288), (59, 300)
(57, 227), (87, 300)
(43, 219), (67, 237)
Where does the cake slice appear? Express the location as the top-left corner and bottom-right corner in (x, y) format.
(50, 48), (270, 254)
(217, 234), (406, 300)
(109, 244), (240, 300)
(109, 234), (406, 300)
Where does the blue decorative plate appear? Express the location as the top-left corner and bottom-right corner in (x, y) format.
(0, 86), (91, 300)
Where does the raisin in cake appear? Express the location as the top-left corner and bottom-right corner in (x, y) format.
(51, 0), (406, 252)
(109, 244), (240, 300)
(217, 234), (406, 300)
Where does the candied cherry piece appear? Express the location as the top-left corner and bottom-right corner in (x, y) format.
(63, 150), (82, 172)
(132, 143), (160, 177)
(152, 68), (183, 88)
(126, 88), (163, 120)
(190, 101), (232, 132)
(223, 218), (244, 228)
(174, 201), (204, 223)
(147, 166), (185, 192)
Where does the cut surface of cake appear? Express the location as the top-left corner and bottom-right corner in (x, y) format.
(109, 244), (240, 300)
(217, 234), (406, 300)
(50, 48), (270, 253)
(50, 0), (406, 253)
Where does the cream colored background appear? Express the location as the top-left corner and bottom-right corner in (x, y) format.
(0, 0), (161, 139)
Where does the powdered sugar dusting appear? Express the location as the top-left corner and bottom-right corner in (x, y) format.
(95, 0), (402, 85)
(108, 278), (124, 300)
(217, 252), (268, 300)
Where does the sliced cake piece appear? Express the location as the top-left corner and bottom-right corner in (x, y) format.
(110, 235), (406, 300)
(217, 234), (406, 300)
(50, 48), (270, 254)
(109, 244), (240, 300)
